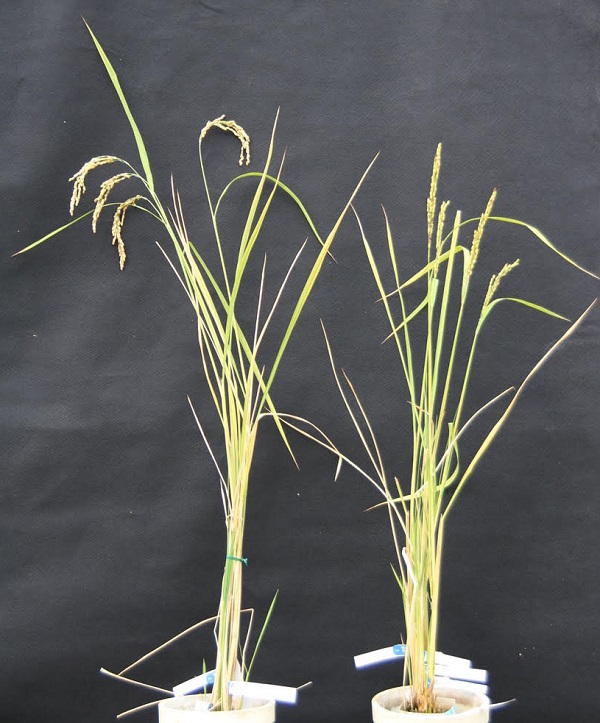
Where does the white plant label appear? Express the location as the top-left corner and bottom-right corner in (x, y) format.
(173, 670), (216, 696)
(435, 676), (489, 696)
(432, 651), (472, 668)
(435, 664), (488, 684)
(355, 645), (473, 670)
(354, 644), (406, 669)
(228, 680), (298, 704)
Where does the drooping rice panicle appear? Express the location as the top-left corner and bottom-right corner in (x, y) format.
(92, 173), (135, 233)
(200, 114), (251, 166)
(111, 195), (145, 270)
(69, 155), (120, 215)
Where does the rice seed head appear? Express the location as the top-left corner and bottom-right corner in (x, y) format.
(92, 173), (135, 233)
(111, 195), (144, 270)
(433, 199), (450, 275)
(69, 155), (120, 216)
(200, 115), (251, 165)
(468, 188), (497, 275)
(483, 258), (520, 309)
(427, 144), (442, 249)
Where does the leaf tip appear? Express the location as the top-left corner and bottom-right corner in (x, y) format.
(334, 456), (343, 481)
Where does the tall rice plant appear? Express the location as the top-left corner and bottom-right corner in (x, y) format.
(286, 145), (596, 713)
(16, 23), (374, 711)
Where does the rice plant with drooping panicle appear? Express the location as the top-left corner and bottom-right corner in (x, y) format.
(16, 22), (375, 712)
(282, 145), (596, 713)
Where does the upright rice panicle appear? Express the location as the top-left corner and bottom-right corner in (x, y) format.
(468, 188), (497, 274)
(433, 199), (450, 276)
(427, 143), (442, 251)
(483, 259), (520, 309)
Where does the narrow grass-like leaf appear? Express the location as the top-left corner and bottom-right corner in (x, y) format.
(444, 299), (597, 518)
(245, 590), (279, 680)
(83, 19), (154, 192)
(217, 172), (326, 252)
(261, 154), (379, 407)
(13, 209), (95, 256)
(490, 216), (600, 280)
(482, 296), (569, 324)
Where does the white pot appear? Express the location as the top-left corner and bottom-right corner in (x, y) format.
(372, 686), (490, 722)
(158, 695), (276, 723)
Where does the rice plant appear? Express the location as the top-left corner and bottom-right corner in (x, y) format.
(284, 145), (596, 713)
(16, 22), (374, 712)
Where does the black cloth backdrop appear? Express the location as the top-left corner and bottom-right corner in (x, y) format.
(2, 2), (599, 722)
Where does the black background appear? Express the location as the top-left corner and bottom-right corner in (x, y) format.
(2, 2), (599, 722)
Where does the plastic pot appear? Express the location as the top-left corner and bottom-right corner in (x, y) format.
(372, 686), (490, 722)
(158, 695), (276, 723)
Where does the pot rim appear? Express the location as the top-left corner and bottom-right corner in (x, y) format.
(159, 694), (276, 716)
(372, 685), (490, 718)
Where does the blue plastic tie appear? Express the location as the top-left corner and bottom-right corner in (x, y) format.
(226, 555), (248, 566)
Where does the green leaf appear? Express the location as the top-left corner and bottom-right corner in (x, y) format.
(490, 216), (599, 280)
(217, 172), (325, 251)
(13, 209), (95, 256)
(482, 296), (569, 325)
(83, 19), (154, 193)
(245, 590), (279, 681)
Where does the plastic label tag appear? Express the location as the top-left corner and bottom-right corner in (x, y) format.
(435, 676), (489, 696)
(354, 644), (406, 669)
(433, 652), (472, 668)
(435, 664), (488, 684)
(355, 645), (473, 671)
(228, 681), (298, 704)
(173, 670), (216, 696)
